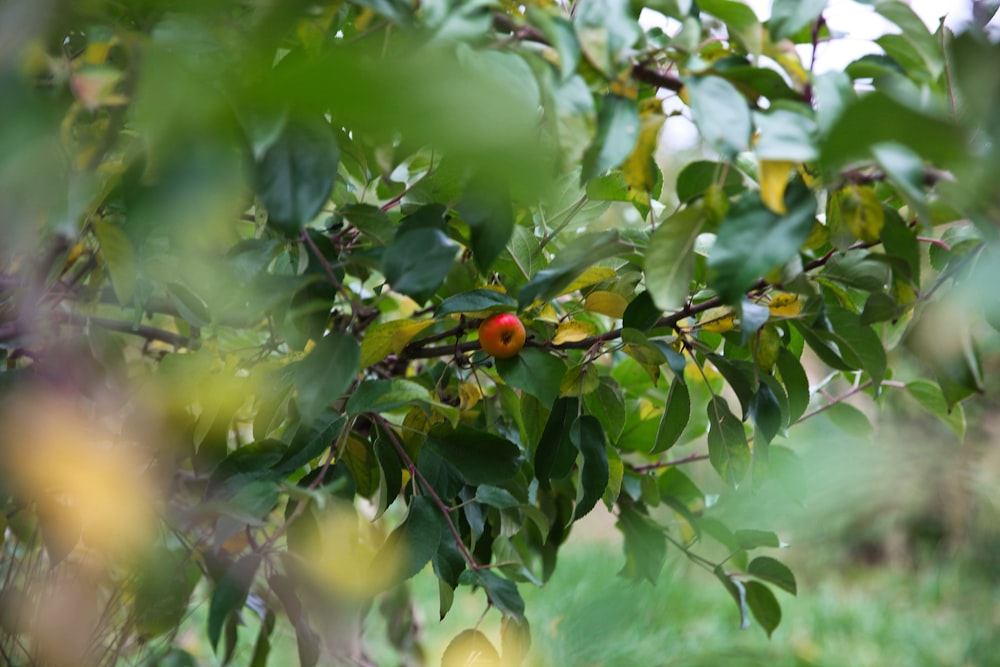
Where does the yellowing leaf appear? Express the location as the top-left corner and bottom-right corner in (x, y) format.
(699, 306), (736, 333)
(768, 293), (802, 318)
(458, 382), (483, 411)
(803, 220), (829, 250)
(753, 325), (781, 373)
(622, 101), (666, 196)
(553, 320), (596, 345)
(360, 319), (436, 368)
(842, 185), (885, 243)
(584, 290), (628, 319)
(559, 266), (616, 295)
(759, 160), (795, 214)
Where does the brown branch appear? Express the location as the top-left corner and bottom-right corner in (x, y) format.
(0, 312), (200, 349)
(629, 452), (710, 474)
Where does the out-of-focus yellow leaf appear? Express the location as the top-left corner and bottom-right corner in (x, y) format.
(553, 320), (595, 345)
(842, 185), (885, 243)
(699, 306), (736, 333)
(759, 160), (795, 214)
(584, 290), (628, 318)
(82, 41), (114, 66)
(360, 319), (435, 368)
(559, 266), (616, 295)
(622, 98), (666, 197)
(768, 293), (802, 318)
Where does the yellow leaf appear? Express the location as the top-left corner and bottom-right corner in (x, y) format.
(559, 266), (616, 296)
(753, 325), (781, 373)
(842, 185), (885, 243)
(699, 306), (736, 333)
(553, 320), (596, 345)
(622, 101), (666, 196)
(584, 290), (628, 319)
(759, 160), (795, 214)
(458, 382), (482, 411)
(360, 319), (435, 368)
(536, 303), (561, 323)
(803, 220), (829, 250)
(768, 293), (802, 318)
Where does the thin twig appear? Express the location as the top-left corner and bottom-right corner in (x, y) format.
(630, 452), (710, 474)
(376, 416), (481, 570)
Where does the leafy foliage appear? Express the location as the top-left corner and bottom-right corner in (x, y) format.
(1, 0), (999, 665)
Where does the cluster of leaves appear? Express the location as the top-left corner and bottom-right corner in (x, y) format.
(2, 0), (1000, 665)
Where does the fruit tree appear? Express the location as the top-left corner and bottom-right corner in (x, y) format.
(1, 0), (999, 665)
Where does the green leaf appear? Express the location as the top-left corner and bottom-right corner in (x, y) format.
(476, 485), (521, 509)
(754, 109), (819, 162)
(745, 581), (782, 637)
(583, 376), (627, 441)
(826, 402), (873, 438)
(134, 547), (201, 638)
(249, 611), (275, 667)
(459, 569), (525, 621)
(747, 556), (797, 595)
(706, 396), (750, 487)
(346, 378), (457, 424)
(370, 496), (441, 589)
(824, 306), (887, 389)
(881, 207), (920, 284)
(374, 436), (403, 519)
(436, 289), (517, 316)
(93, 219), (137, 305)
(457, 178), (514, 272)
(257, 115), (339, 235)
(684, 75), (751, 158)
(749, 383), (783, 446)
(167, 282), (212, 327)
(820, 91), (964, 170)
(622, 291), (662, 331)
(573, 0), (640, 76)
(676, 160), (746, 203)
(528, 8), (580, 81)
(496, 348), (567, 406)
(776, 348), (810, 424)
(535, 397), (579, 484)
(708, 182), (817, 304)
(382, 228), (459, 304)
(875, 0), (942, 77)
(426, 425), (523, 485)
(658, 467), (704, 509)
(571, 415), (610, 522)
(873, 142), (930, 224)
(706, 353), (755, 418)
(294, 332), (359, 422)
(616, 503), (667, 584)
(652, 376), (690, 454)
(768, 0), (827, 41)
(645, 204), (703, 312)
(581, 95), (640, 183)
(735, 529), (781, 550)
(208, 554), (261, 651)
(906, 379), (965, 440)
(698, 0), (760, 30)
